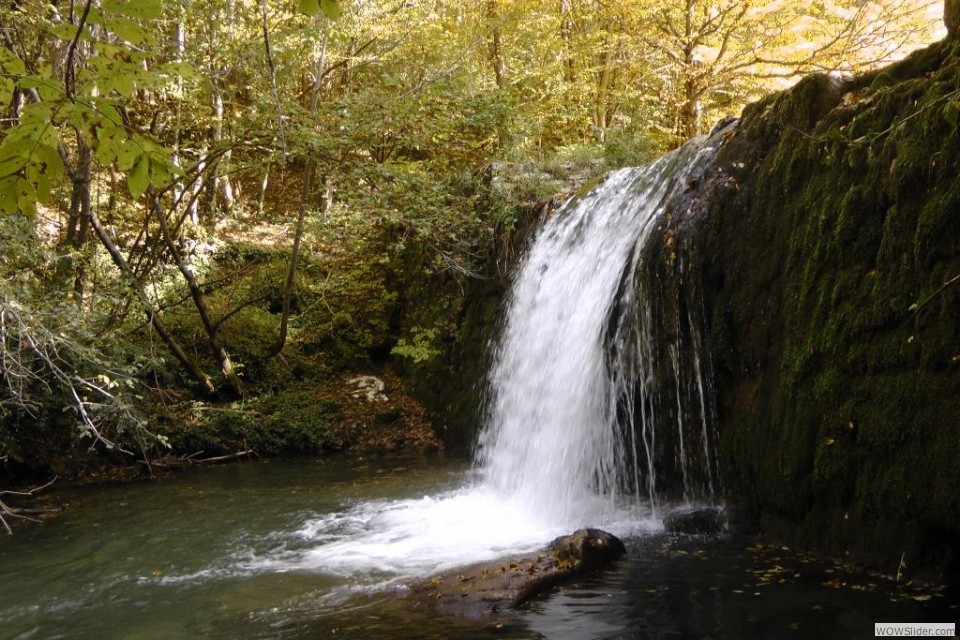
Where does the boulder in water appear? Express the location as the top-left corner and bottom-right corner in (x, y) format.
(663, 507), (728, 535)
(408, 528), (626, 618)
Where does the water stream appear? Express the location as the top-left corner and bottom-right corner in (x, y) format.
(1, 458), (951, 639)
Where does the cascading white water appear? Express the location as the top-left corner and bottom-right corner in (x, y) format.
(476, 137), (721, 524)
(220, 134), (725, 593)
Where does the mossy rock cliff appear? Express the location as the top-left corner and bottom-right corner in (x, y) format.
(668, 38), (960, 582)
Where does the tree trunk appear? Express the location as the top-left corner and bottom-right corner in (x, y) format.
(88, 208), (216, 396)
(212, 88), (235, 214)
(151, 196), (243, 397)
(57, 135), (92, 293)
(269, 19), (330, 357)
(560, 0), (575, 83)
(675, 0), (701, 145)
(594, 40), (615, 141)
(947, 0), (959, 37)
(677, 77), (701, 143)
(485, 0), (506, 88)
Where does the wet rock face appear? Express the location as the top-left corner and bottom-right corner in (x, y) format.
(408, 528), (626, 618)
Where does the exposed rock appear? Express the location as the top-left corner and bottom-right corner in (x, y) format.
(664, 507), (729, 535)
(408, 528), (626, 618)
(347, 376), (387, 403)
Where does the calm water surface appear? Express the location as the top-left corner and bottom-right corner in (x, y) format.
(1, 456), (955, 639)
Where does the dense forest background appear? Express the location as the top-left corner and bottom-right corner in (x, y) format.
(0, 0), (946, 484)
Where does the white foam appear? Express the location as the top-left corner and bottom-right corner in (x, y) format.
(244, 486), (658, 583)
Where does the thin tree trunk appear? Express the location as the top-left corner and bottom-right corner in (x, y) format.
(150, 196), (243, 397)
(171, 11), (186, 214)
(73, 143), (92, 295)
(212, 88), (235, 214)
(560, 0), (575, 83)
(676, 0), (701, 144)
(485, 0), (506, 88)
(268, 19), (329, 357)
(594, 37), (615, 141)
(57, 135), (92, 292)
(87, 208), (216, 395)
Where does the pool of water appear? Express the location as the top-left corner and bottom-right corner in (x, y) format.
(1, 456), (955, 639)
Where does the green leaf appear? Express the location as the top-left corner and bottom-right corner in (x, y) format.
(0, 48), (26, 75)
(19, 101), (53, 126)
(109, 17), (149, 44)
(0, 139), (33, 178)
(95, 132), (121, 165)
(299, 0), (321, 16)
(0, 77), (13, 103)
(36, 143), (65, 178)
(98, 104), (123, 127)
(37, 78), (64, 101)
(149, 154), (174, 186)
(84, 6), (105, 27)
(26, 165), (51, 204)
(162, 61), (201, 83)
(117, 140), (140, 171)
(106, 0), (162, 20)
(320, 0), (342, 19)
(17, 75), (44, 90)
(127, 155), (150, 199)
(15, 177), (37, 217)
(0, 177), (18, 214)
(110, 66), (136, 96)
(49, 23), (79, 40)
(133, 0), (163, 20)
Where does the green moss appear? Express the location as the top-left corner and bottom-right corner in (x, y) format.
(165, 386), (343, 456)
(697, 38), (960, 578)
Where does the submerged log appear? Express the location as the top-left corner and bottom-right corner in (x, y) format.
(408, 528), (626, 618)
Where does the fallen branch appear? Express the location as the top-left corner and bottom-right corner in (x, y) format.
(195, 449), (256, 464)
(138, 448), (257, 469)
(0, 477), (57, 535)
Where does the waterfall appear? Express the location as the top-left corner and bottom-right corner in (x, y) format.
(250, 133), (727, 588)
(476, 135), (723, 524)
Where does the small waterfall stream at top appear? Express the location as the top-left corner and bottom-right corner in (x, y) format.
(211, 132), (727, 596)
